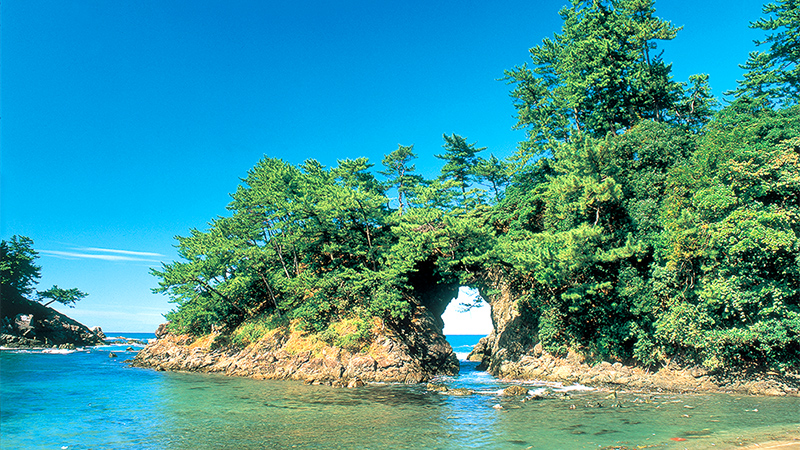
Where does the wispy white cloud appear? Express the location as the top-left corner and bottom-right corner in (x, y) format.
(80, 247), (165, 257)
(40, 249), (165, 263)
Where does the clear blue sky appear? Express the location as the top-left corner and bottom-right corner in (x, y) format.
(2, 0), (766, 332)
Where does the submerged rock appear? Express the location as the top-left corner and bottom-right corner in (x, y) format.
(446, 388), (474, 396)
(426, 383), (449, 392)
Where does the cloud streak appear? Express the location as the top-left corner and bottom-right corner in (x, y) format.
(80, 247), (165, 257)
(40, 248), (165, 263)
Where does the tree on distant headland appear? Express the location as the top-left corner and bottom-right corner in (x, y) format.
(0, 235), (88, 308)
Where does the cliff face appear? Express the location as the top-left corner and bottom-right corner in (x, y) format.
(0, 294), (105, 348)
(133, 303), (459, 384)
(467, 270), (537, 375)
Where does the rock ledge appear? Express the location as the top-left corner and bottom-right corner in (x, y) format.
(133, 305), (458, 384)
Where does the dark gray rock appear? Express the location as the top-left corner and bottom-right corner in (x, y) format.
(0, 294), (104, 348)
(90, 327), (106, 340)
(15, 314), (36, 338)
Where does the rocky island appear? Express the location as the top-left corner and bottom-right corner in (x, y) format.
(134, 270), (800, 396)
(136, 0), (799, 397)
(1, 236), (104, 349)
(1, 293), (104, 348)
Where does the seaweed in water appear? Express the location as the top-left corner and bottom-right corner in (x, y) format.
(593, 429), (620, 435)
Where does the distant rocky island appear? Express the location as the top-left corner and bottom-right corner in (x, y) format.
(1, 294), (105, 348)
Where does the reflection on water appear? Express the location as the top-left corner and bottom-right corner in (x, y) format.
(1, 337), (798, 449)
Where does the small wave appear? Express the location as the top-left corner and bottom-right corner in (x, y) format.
(552, 383), (593, 392)
(42, 349), (77, 355)
(0, 347), (35, 353)
(474, 389), (505, 395)
(0, 348), (83, 355)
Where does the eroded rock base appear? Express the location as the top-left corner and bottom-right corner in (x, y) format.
(471, 342), (800, 396)
(133, 306), (459, 384)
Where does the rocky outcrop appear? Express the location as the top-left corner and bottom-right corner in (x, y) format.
(489, 343), (800, 396)
(468, 269), (537, 373)
(133, 304), (459, 384)
(468, 272), (800, 396)
(0, 294), (104, 348)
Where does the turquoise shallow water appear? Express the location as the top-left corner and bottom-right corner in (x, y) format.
(1, 334), (798, 449)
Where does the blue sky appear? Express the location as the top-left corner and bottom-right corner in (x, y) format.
(2, 0), (765, 333)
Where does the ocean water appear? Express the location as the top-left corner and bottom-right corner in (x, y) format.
(1, 334), (798, 449)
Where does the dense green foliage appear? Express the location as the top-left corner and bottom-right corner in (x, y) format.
(1, 236), (88, 308)
(731, 0), (799, 106)
(156, 0), (800, 370)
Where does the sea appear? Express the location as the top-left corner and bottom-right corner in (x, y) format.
(1, 334), (798, 449)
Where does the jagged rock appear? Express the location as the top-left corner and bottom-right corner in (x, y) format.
(467, 336), (490, 362)
(90, 327), (106, 340)
(502, 385), (529, 396)
(426, 383), (449, 392)
(133, 302), (459, 384)
(155, 323), (170, 339)
(15, 314), (36, 338)
(109, 352), (118, 358)
(347, 377), (365, 388)
(0, 295), (103, 348)
(466, 270), (538, 374)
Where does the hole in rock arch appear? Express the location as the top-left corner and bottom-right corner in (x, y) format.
(441, 286), (493, 337)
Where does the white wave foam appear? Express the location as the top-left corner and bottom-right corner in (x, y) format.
(42, 349), (77, 354)
(552, 383), (593, 392)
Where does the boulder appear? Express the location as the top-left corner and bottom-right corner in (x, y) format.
(90, 327), (106, 340)
(426, 383), (449, 392)
(446, 388), (474, 396)
(347, 377), (365, 388)
(502, 385), (529, 396)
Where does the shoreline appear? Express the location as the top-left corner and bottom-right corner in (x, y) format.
(474, 343), (800, 397)
(130, 333), (800, 398)
(742, 442), (800, 449)
(690, 424), (800, 450)
(4, 343), (798, 448)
